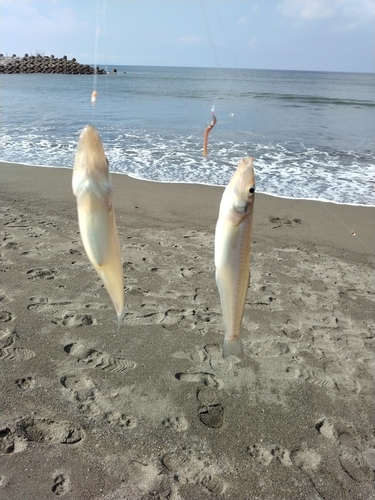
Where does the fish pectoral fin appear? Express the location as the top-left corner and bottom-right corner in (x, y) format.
(222, 338), (243, 359)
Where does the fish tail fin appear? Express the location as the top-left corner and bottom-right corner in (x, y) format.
(222, 338), (243, 359)
(117, 308), (125, 334)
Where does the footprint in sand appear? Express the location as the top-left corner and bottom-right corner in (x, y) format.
(250, 283), (282, 311)
(174, 352), (226, 429)
(339, 450), (373, 483)
(0, 346), (35, 362)
(316, 417), (365, 449)
(248, 443), (319, 470)
(52, 473), (70, 496)
(200, 475), (226, 495)
(285, 364), (337, 390)
(175, 372), (222, 389)
(0, 327), (35, 362)
(60, 374), (109, 421)
(172, 348), (208, 363)
(269, 216), (302, 228)
(161, 415), (188, 432)
(198, 404), (224, 429)
(27, 297), (97, 327)
(315, 417), (374, 482)
(315, 417), (337, 441)
(105, 411), (137, 429)
(26, 268), (59, 280)
(64, 341), (136, 373)
(16, 417), (84, 444)
(27, 297), (60, 311)
(123, 303), (193, 329)
(124, 281), (218, 331)
(68, 248), (82, 256)
(0, 326), (16, 346)
(162, 452), (225, 495)
(279, 318), (304, 340)
(290, 282), (319, 309)
(203, 343), (230, 371)
(0, 263), (12, 273)
(249, 444), (293, 467)
(247, 444), (275, 466)
(286, 361), (360, 394)
(248, 340), (297, 357)
(60, 374), (128, 428)
(2, 240), (20, 250)
(0, 310), (13, 323)
(196, 387), (224, 429)
(290, 446), (321, 471)
(123, 459), (171, 498)
(58, 314), (95, 327)
(15, 376), (36, 389)
(60, 373), (94, 396)
(0, 427), (28, 454)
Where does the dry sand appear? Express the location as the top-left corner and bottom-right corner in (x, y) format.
(1, 161), (374, 500)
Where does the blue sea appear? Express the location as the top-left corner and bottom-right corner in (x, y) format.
(1, 66), (374, 206)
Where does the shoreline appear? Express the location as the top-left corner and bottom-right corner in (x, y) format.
(1, 161), (374, 499)
(1, 159), (374, 209)
(1, 160), (374, 258)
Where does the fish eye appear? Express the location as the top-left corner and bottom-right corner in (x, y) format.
(249, 186), (255, 194)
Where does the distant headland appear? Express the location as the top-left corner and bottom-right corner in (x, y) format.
(0, 53), (107, 75)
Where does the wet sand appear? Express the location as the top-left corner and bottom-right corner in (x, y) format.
(1, 161), (374, 499)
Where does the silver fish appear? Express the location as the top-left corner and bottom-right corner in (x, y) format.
(72, 125), (124, 331)
(214, 157), (255, 358)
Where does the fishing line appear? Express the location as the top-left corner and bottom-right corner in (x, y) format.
(209, 0), (249, 126)
(91, 0), (108, 112)
(200, 0), (221, 68)
(91, 0), (100, 109)
(199, 0), (222, 157)
(102, 1), (109, 103)
(316, 200), (372, 252)
(294, 177), (372, 251)
(210, 0), (241, 76)
(199, 0), (250, 156)
(201, 2), (369, 251)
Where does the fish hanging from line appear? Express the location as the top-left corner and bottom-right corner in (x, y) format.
(203, 114), (217, 157)
(214, 157), (255, 358)
(91, 90), (97, 105)
(72, 125), (124, 332)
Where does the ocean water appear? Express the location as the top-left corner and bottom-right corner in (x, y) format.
(1, 66), (374, 206)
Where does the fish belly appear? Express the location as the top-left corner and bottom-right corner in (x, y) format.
(77, 192), (124, 318)
(215, 219), (250, 358)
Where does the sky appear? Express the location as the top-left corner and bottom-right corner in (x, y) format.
(1, 0), (374, 73)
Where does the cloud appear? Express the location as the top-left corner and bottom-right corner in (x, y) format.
(0, 0), (93, 60)
(278, 0), (375, 33)
(279, 0), (375, 23)
(280, 0), (334, 20)
(248, 37), (257, 48)
(1, 0), (89, 36)
(339, 0), (375, 28)
(238, 1), (259, 24)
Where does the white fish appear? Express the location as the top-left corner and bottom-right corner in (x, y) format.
(214, 157), (255, 358)
(72, 125), (124, 331)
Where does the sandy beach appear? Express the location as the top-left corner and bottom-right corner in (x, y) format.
(1, 161), (374, 500)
